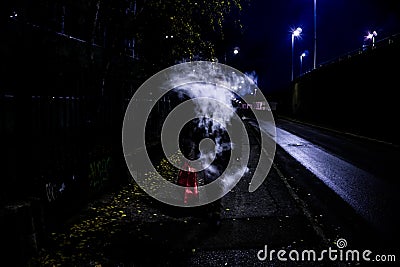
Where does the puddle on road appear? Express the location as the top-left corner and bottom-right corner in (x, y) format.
(287, 143), (305, 147)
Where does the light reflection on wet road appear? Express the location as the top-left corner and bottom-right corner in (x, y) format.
(257, 119), (399, 237)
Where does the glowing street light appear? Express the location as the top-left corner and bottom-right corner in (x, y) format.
(300, 50), (308, 76)
(291, 27), (302, 81)
(224, 46), (240, 63)
(292, 27), (302, 38)
(365, 31), (378, 47)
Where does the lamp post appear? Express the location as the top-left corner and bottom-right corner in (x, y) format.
(300, 51), (307, 76)
(313, 0), (317, 69)
(291, 27), (302, 81)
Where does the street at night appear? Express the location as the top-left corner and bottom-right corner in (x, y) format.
(7, 117), (398, 266)
(1, 0), (400, 266)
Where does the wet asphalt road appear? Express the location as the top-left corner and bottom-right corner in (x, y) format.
(272, 117), (400, 243)
(29, 117), (399, 266)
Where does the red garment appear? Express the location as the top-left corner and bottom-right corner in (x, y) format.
(177, 161), (199, 204)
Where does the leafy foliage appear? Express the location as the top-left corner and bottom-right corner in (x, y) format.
(131, 0), (248, 64)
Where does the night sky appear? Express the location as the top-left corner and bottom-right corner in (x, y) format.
(238, 0), (400, 94)
(2, 0), (399, 95)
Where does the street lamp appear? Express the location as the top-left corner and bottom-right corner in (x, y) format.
(291, 27), (302, 81)
(224, 46), (240, 63)
(365, 31), (378, 47)
(300, 51), (308, 76)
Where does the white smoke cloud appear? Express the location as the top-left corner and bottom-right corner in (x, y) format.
(123, 61), (275, 206)
(244, 70), (258, 87)
(167, 63), (257, 189)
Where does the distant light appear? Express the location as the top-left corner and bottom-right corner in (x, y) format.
(301, 52), (307, 58)
(170, 35), (174, 38)
(365, 31), (377, 40)
(165, 35), (169, 39)
(233, 46), (240, 55)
